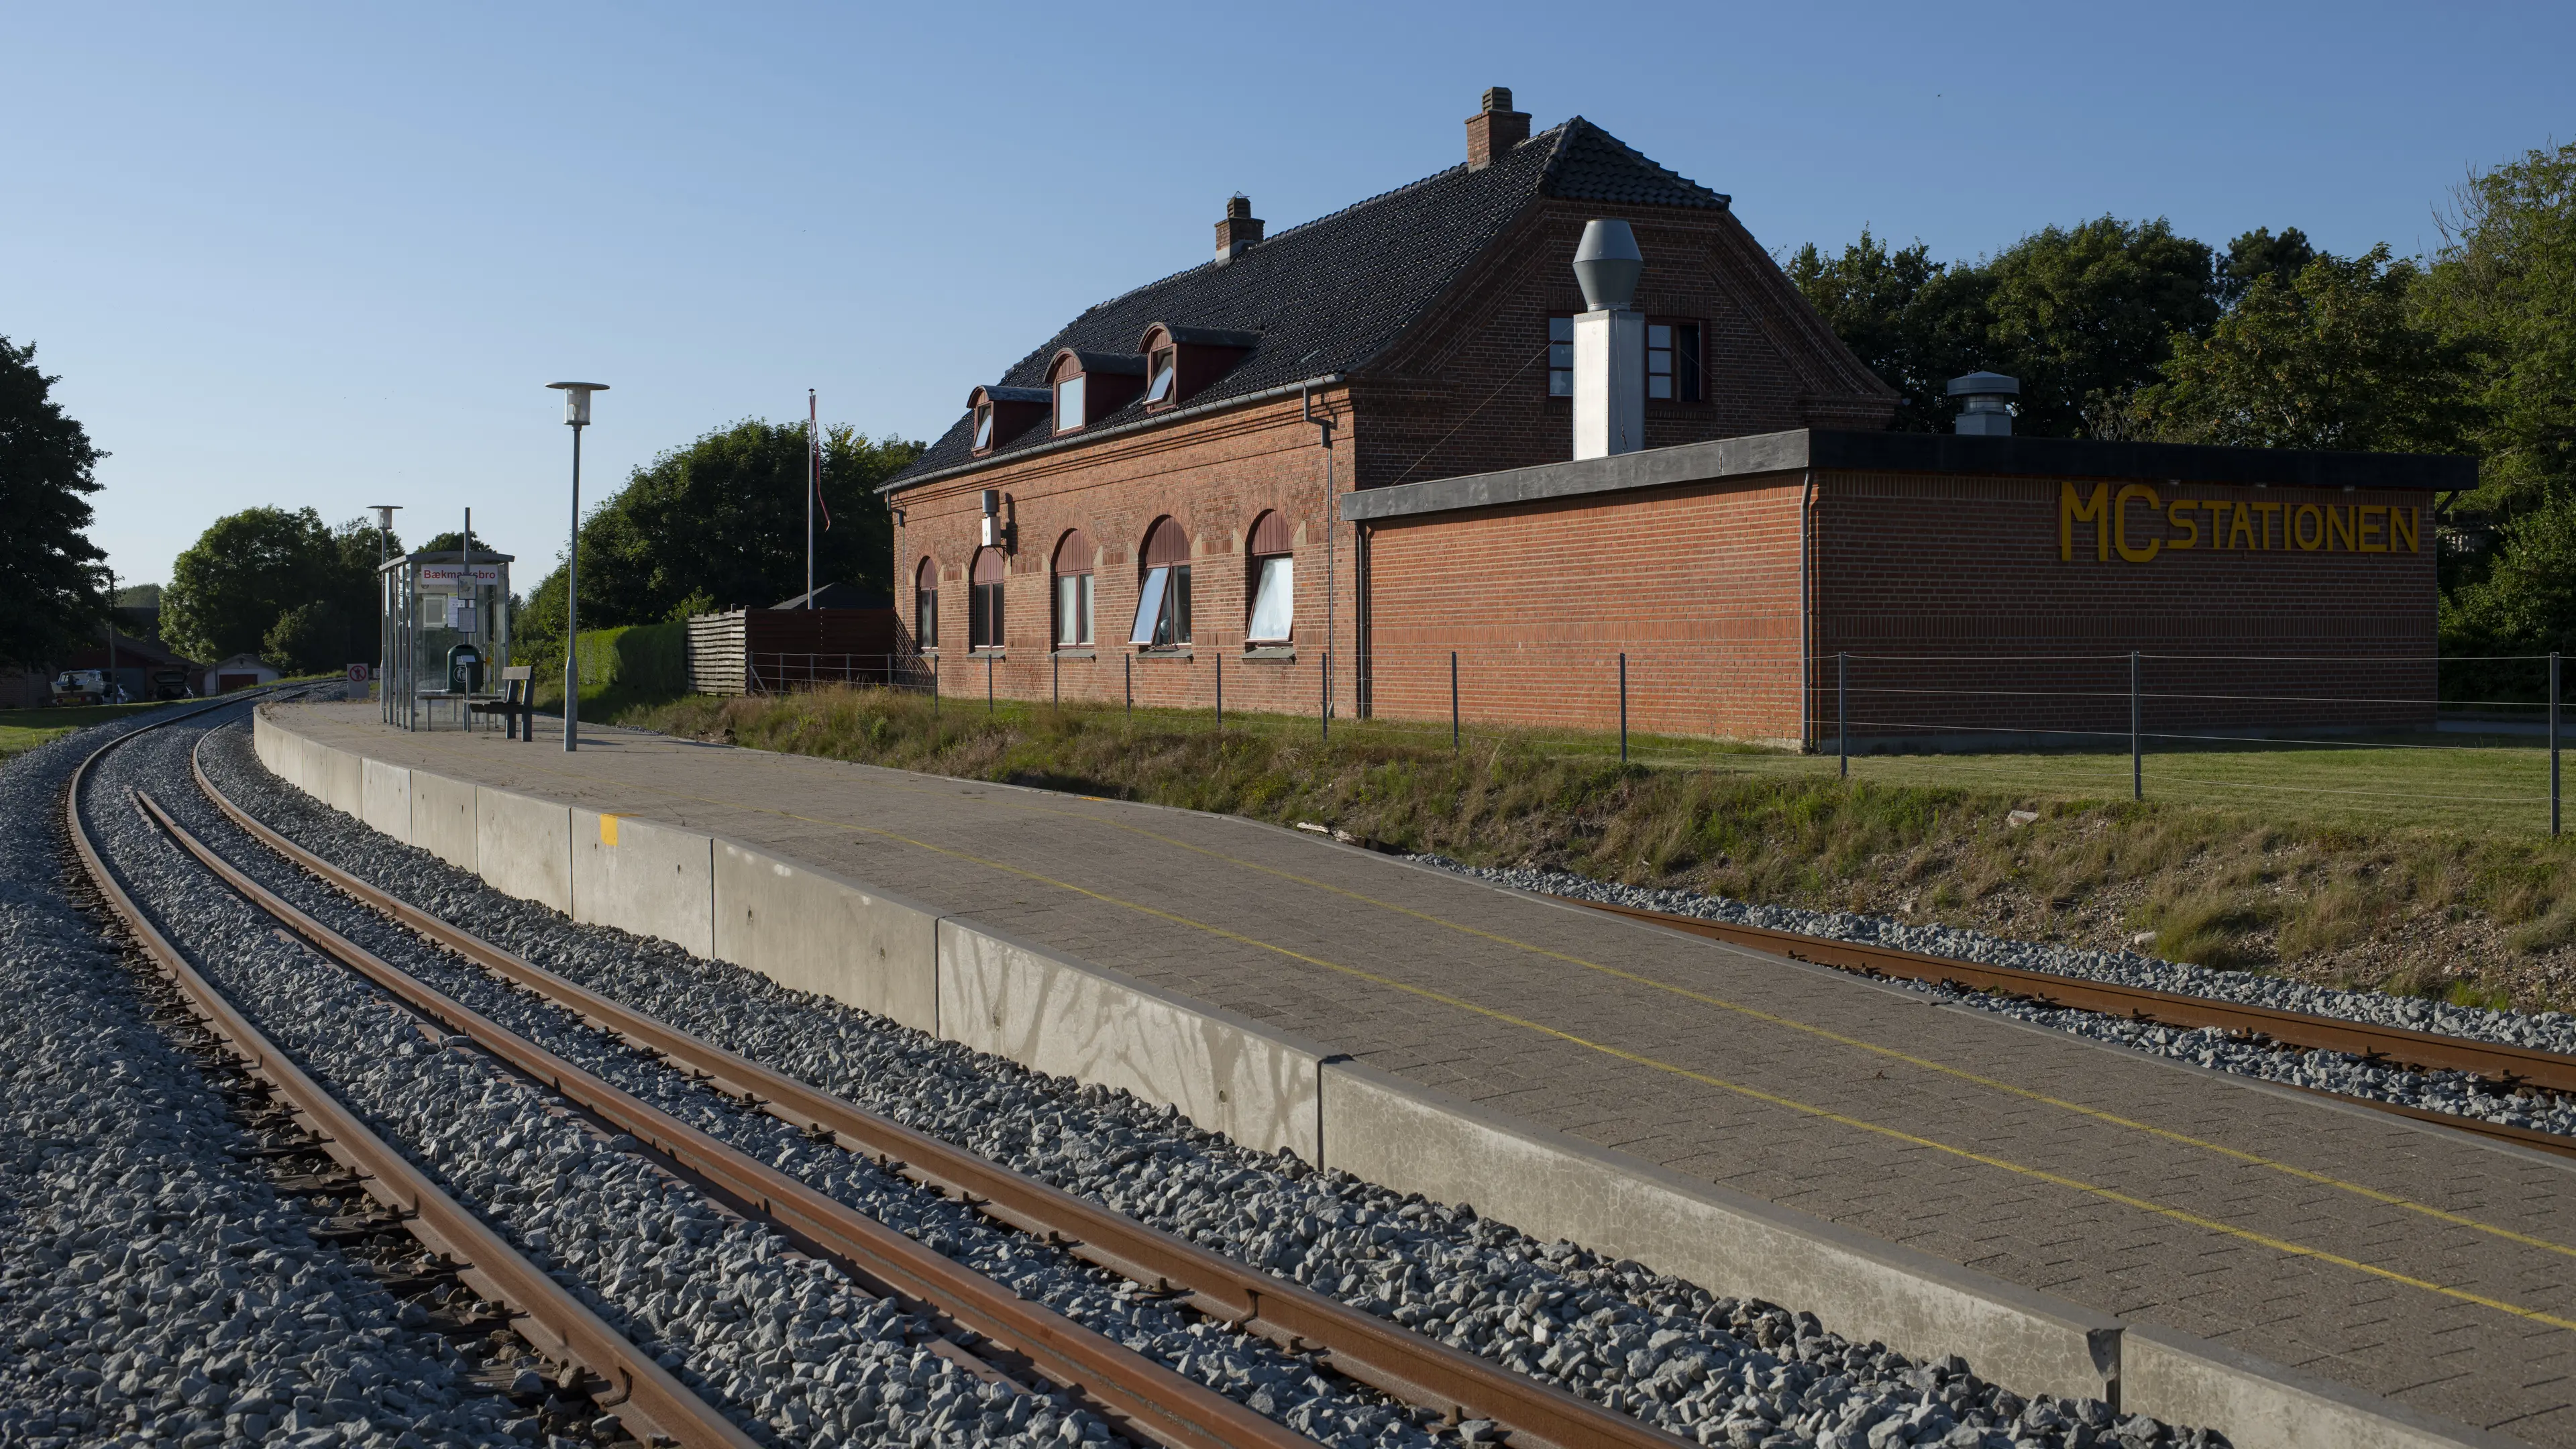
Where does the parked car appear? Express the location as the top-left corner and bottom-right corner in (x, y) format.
(50, 669), (108, 706)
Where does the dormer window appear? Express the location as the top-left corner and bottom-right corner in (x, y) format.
(965, 386), (1049, 456)
(1133, 325), (1258, 412)
(1044, 350), (1146, 435)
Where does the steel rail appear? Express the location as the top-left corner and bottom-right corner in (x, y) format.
(135, 788), (1316, 1449)
(192, 735), (1693, 1449)
(64, 706), (760, 1449)
(1560, 897), (2576, 1159)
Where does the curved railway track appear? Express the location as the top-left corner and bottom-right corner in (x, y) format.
(64, 695), (1701, 1449)
(1560, 896), (2576, 1160)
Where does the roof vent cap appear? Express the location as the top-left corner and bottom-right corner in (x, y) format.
(1947, 372), (2019, 436)
(1572, 219), (1642, 312)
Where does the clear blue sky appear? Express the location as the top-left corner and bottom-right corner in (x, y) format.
(8, 2), (2567, 589)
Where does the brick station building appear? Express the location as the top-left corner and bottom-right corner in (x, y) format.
(883, 90), (2467, 747)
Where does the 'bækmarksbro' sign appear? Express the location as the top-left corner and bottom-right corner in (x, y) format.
(2059, 482), (2423, 564)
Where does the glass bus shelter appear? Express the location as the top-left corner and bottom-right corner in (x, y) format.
(379, 548), (513, 731)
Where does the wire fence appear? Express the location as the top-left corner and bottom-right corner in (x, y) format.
(728, 647), (2569, 837)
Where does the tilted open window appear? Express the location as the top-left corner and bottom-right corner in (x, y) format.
(1129, 517), (1192, 647)
(1244, 510), (1293, 643)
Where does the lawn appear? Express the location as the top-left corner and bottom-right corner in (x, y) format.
(0, 702), (172, 762)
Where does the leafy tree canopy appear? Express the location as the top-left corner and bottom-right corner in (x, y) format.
(1790, 217), (2216, 437)
(0, 336), (110, 669)
(164, 507), (390, 665)
(514, 420), (921, 660)
(2131, 245), (2475, 454)
(2414, 140), (2576, 514)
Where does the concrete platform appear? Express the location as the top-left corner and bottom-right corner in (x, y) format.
(258, 702), (2575, 1446)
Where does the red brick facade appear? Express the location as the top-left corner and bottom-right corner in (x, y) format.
(1351, 464), (2439, 749)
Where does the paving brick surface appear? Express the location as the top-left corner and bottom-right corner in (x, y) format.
(278, 702), (2576, 1443)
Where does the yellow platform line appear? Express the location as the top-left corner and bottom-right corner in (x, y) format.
(364, 722), (2576, 1314)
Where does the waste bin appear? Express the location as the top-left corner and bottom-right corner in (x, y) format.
(447, 643), (484, 696)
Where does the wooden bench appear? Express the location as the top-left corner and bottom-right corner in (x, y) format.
(469, 666), (538, 740)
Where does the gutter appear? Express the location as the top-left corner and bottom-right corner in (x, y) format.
(880, 372), (1350, 496)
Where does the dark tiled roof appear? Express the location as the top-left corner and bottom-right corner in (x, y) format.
(888, 118), (1729, 490)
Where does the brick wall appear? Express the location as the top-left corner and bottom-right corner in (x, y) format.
(1358, 474), (1811, 743)
(1811, 472), (2440, 745)
(894, 389), (1358, 720)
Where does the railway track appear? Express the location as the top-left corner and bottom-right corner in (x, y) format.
(64, 697), (1702, 1449)
(1562, 896), (2576, 1160)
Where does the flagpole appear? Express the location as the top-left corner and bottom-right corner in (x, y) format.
(806, 388), (817, 608)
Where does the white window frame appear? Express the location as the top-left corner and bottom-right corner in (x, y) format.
(1246, 555), (1293, 643)
(972, 404), (994, 450)
(1055, 572), (1093, 647)
(1055, 374), (1085, 433)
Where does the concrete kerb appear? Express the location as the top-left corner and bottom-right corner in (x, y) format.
(360, 757), (413, 844)
(409, 769), (478, 871)
(319, 743), (364, 819)
(574, 808), (716, 959)
(1314, 1058), (2121, 1408)
(710, 839), (941, 1034)
(474, 785), (572, 914)
(2121, 1323), (2516, 1449)
(937, 918), (1329, 1164)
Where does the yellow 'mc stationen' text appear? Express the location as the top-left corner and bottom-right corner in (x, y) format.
(2059, 482), (2421, 564)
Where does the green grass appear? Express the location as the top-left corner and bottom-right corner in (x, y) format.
(0, 702), (172, 762)
(565, 682), (2576, 1008)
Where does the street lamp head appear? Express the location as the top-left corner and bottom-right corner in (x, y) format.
(545, 381), (609, 427)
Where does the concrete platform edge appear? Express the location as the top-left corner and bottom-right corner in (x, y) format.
(2123, 1322), (2516, 1449)
(244, 703), (2510, 1449)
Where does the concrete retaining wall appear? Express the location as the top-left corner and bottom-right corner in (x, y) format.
(242, 704), (2496, 1449)
(474, 786), (571, 914)
(411, 771), (478, 871)
(942, 922), (1327, 1163)
(711, 843), (940, 1033)
(574, 809), (714, 959)
(360, 759), (412, 843)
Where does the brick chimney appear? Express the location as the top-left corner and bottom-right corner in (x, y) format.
(1214, 195), (1263, 266)
(1466, 87), (1531, 170)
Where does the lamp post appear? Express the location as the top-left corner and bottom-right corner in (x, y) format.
(366, 506), (400, 718)
(546, 382), (607, 751)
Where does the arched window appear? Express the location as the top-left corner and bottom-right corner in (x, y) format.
(1245, 511), (1293, 643)
(1129, 517), (1191, 648)
(1053, 529), (1095, 648)
(969, 547), (1007, 650)
(913, 558), (938, 649)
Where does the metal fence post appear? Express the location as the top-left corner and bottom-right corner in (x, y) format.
(1124, 653), (1132, 720)
(1215, 653), (1223, 731)
(1450, 650), (1460, 751)
(985, 653), (994, 714)
(1837, 652), (1849, 780)
(1053, 652), (1059, 708)
(1322, 651), (1331, 742)
(1618, 653), (1629, 763)
(2131, 649), (2143, 802)
(2554, 652), (2563, 837)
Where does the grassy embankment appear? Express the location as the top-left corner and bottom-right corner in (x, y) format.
(540, 646), (2576, 1010)
(0, 702), (176, 761)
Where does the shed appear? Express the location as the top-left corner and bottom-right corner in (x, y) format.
(209, 655), (282, 692)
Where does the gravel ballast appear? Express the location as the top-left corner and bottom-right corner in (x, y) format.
(197, 720), (2216, 1449)
(3, 706), (517, 1449)
(1415, 857), (2576, 1138)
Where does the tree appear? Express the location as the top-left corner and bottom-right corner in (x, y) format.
(1978, 217), (2218, 437)
(2217, 226), (2317, 308)
(1792, 217), (2216, 437)
(0, 336), (109, 669)
(164, 507), (386, 665)
(263, 600), (350, 675)
(2415, 141), (2576, 516)
(1786, 230), (1992, 430)
(512, 420), (922, 660)
(2131, 246), (2475, 453)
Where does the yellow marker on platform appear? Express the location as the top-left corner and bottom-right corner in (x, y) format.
(599, 814), (621, 847)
